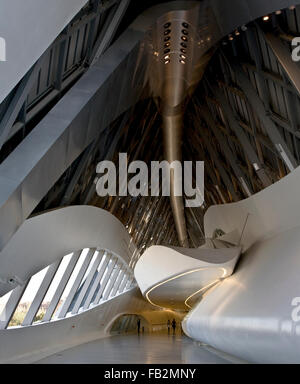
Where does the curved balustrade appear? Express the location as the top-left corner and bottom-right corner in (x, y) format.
(134, 239), (241, 311)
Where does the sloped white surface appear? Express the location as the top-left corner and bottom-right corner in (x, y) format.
(0, 0), (88, 103)
(134, 244), (241, 310)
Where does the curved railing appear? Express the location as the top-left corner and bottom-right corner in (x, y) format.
(134, 238), (241, 311)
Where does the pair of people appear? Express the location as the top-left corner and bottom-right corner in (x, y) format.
(167, 319), (177, 334)
(137, 318), (178, 334)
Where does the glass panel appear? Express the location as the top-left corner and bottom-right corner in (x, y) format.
(53, 248), (90, 315)
(8, 266), (49, 327)
(34, 253), (73, 323)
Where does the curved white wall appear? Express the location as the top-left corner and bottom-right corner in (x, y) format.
(183, 225), (300, 363)
(183, 166), (300, 363)
(0, 0), (88, 103)
(0, 206), (138, 296)
(205, 166), (300, 251)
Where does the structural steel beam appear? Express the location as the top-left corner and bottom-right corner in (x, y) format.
(94, 256), (117, 304)
(22, 259), (61, 326)
(231, 62), (298, 172)
(0, 20), (146, 252)
(90, 0), (131, 66)
(57, 249), (95, 319)
(0, 65), (38, 151)
(214, 89), (272, 188)
(71, 250), (102, 314)
(199, 106), (253, 197)
(43, 251), (81, 322)
(196, 128), (239, 202)
(103, 262), (122, 300)
(110, 268), (126, 297)
(83, 252), (110, 310)
(264, 31), (300, 97)
(0, 281), (29, 330)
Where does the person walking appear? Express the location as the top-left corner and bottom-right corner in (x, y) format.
(172, 318), (176, 334)
(137, 318), (141, 334)
(167, 319), (171, 334)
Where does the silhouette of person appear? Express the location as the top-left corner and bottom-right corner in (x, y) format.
(137, 318), (141, 334)
(167, 319), (171, 334)
(172, 319), (176, 334)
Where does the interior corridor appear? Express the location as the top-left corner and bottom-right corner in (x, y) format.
(35, 332), (244, 364)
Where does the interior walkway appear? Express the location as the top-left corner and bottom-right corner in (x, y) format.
(35, 332), (245, 364)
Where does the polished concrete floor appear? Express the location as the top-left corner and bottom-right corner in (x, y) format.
(36, 331), (244, 364)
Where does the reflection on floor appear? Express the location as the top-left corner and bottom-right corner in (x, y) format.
(35, 332), (245, 364)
